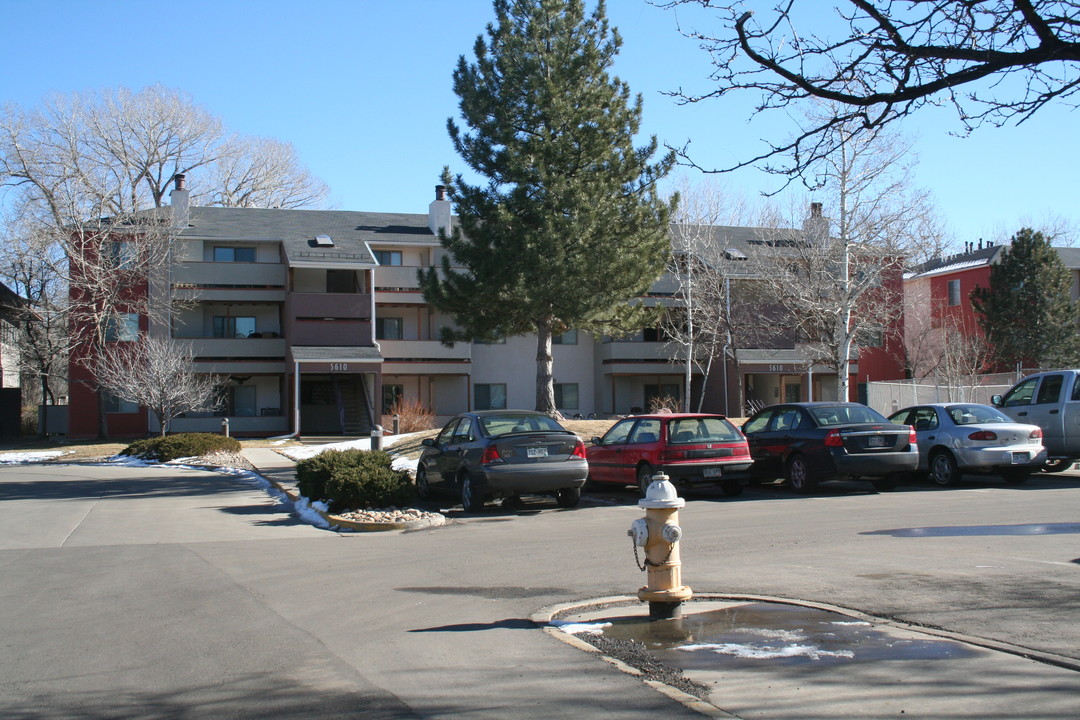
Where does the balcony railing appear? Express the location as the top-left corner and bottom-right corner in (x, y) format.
(378, 339), (472, 362)
(173, 262), (287, 287)
(187, 337), (287, 358)
(288, 292), (371, 320)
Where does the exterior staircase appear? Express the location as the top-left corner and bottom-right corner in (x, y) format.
(334, 376), (372, 436)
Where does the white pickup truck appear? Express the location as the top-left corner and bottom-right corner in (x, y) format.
(992, 370), (1080, 472)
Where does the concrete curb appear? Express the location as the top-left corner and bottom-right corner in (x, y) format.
(532, 592), (1080, 718)
(258, 471), (446, 533)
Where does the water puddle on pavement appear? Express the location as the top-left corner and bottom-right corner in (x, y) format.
(593, 601), (982, 671)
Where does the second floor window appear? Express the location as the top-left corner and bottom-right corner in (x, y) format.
(213, 316), (256, 338)
(376, 317), (403, 340)
(104, 313), (139, 342)
(109, 241), (138, 269)
(214, 246), (256, 262)
(552, 329), (578, 345)
(374, 250), (403, 266)
(947, 279), (961, 306)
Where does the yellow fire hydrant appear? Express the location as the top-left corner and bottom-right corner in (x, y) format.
(628, 472), (693, 619)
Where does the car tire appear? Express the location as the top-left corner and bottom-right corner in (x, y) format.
(555, 487), (581, 508)
(636, 463), (657, 496)
(1041, 458), (1074, 473)
(1003, 470), (1030, 485)
(721, 479), (743, 497)
(786, 455), (817, 493)
(929, 450), (959, 487)
(460, 472), (484, 513)
(415, 466), (431, 500)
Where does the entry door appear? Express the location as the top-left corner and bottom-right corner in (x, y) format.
(781, 376), (802, 403)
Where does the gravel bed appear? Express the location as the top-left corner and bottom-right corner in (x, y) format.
(334, 506), (445, 524)
(575, 633), (711, 699)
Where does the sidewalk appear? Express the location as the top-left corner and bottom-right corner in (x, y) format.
(242, 447), (301, 500)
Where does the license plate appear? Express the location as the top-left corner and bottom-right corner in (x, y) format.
(703, 467), (723, 478)
(867, 436), (886, 448)
(1011, 452), (1029, 464)
(526, 446), (548, 458)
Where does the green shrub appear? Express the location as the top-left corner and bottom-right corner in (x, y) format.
(296, 448), (414, 512)
(123, 433), (242, 462)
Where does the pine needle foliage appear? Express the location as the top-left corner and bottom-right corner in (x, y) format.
(971, 228), (1080, 369)
(420, 0), (676, 414)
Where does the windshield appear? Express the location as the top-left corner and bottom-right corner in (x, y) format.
(480, 414), (567, 436)
(809, 405), (889, 426)
(668, 417), (741, 443)
(947, 405), (1012, 425)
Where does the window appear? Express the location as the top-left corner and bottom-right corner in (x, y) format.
(109, 241), (138, 269)
(947, 279), (961, 306)
(644, 384), (680, 410)
(474, 335), (506, 345)
(857, 327), (884, 348)
(213, 246), (256, 262)
(1036, 374), (1064, 404)
(213, 316), (256, 338)
(474, 383), (507, 410)
(105, 313), (139, 342)
(376, 317), (403, 340)
(554, 383), (579, 410)
(600, 418), (636, 445)
(628, 419), (662, 444)
(231, 385), (257, 417)
(374, 250), (403, 266)
(552, 329), (578, 345)
(327, 269), (356, 293)
(451, 417), (476, 443)
(1001, 377), (1038, 407)
(382, 384), (404, 413)
(102, 392), (138, 414)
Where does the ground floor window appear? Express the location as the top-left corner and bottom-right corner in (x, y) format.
(554, 383), (579, 410)
(102, 392), (138, 413)
(383, 384), (404, 413)
(474, 383), (507, 410)
(644, 383), (681, 411)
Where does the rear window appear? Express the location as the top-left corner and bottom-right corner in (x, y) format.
(667, 417), (741, 444)
(810, 405), (889, 426)
(480, 414), (566, 436)
(947, 405), (1011, 425)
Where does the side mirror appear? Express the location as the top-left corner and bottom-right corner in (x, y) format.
(990, 394), (1003, 407)
(591, 436), (602, 445)
(421, 438), (435, 447)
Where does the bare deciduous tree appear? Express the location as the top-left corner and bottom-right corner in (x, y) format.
(202, 136), (331, 209)
(661, 1), (1080, 175)
(95, 335), (219, 437)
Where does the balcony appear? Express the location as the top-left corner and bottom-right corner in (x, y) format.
(380, 339), (472, 375)
(187, 337), (287, 358)
(173, 262), (287, 288)
(598, 340), (687, 374)
(288, 292), (371, 320)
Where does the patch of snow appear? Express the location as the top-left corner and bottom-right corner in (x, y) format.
(293, 496), (331, 528)
(0, 450), (71, 464)
(678, 642), (855, 660)
(550, 620), (612, 635)
(277, 430), (429, 462)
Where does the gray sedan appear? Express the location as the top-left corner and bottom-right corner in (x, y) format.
(888, 403), (1047, 486)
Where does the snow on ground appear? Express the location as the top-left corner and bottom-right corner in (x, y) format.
(0, 450), (73, 464)
(550, 620), (613, 635)
(277, 432), (424, 476)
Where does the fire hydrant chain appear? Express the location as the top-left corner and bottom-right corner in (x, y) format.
(632, 536), (675, 571)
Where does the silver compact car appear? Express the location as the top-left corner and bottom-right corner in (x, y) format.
(888, 403), (1046, 486)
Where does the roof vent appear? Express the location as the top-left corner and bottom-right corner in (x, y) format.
(314, 234), (334, 247)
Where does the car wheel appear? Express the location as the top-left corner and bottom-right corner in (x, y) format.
(1041, 458), (1074, 473)
(415, 466), (431, 500)
(786, 455), (817, 493)
(721, 479), (743, 497)
(636, 463), (656, 496)
(555, 487), (581, 508)
(460, 472), (484, 513)
(929, 450), (959, 487)
(1003, 470), (1030, 485)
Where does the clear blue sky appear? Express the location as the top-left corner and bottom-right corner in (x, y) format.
(3, 0), (1077, 247)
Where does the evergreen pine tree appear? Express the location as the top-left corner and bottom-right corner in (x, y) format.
(971, 228), (1080, 369)
(419, 0), (676, 415)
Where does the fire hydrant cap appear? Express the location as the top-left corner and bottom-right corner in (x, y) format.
(638, 478), (685, 509)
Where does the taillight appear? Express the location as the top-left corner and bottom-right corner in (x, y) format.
(824, 430), (844, 447)
(908, 426), (917, 445)
(968, 430), (998, 441)
(570, 439), (586, 460)
(664, 449), (686, 460)
(1029, 428), (1043, 439)
(481, 445), (503, 464)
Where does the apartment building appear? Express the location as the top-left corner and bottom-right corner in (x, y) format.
(66, 181), (906, 437)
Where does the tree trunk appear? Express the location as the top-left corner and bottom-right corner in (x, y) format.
(535, 315), (558, 417)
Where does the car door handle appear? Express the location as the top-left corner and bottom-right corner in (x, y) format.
(1017, 412), (1028, 416)
(1050, 409), (1060, 415)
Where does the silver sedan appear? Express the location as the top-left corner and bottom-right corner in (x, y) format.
(888, 403), (1047, 486)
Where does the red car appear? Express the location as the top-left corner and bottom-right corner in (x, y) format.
(586, 413), (752, 496)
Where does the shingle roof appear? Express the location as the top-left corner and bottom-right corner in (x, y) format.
(176, 206), (442, 267)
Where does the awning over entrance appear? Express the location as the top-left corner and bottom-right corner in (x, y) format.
(289, 346), (384, 366)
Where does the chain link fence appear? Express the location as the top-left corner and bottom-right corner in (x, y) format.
(867, 372), (1031, 416)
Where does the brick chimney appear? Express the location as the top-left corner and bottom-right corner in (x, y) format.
(170, 173), (190, 228)
(428, 184), (451, 237)
(801, 202), (829, 246)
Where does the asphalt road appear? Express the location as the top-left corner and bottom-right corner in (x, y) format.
(1, 460), (1078, 719)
